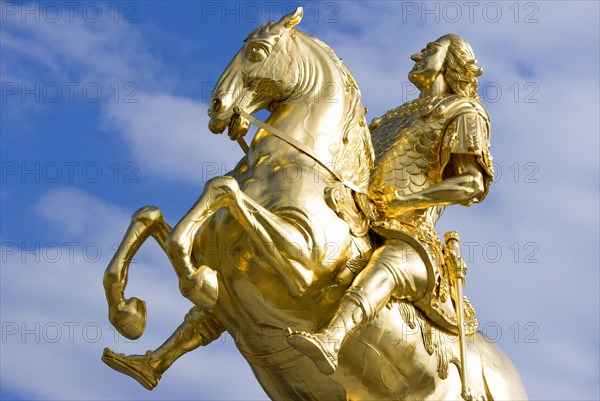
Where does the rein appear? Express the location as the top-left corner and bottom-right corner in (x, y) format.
(234, 107), (368, 196)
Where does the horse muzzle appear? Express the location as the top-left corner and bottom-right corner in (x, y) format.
(208, 116), (229, 134)
(208, 96), (234, 134)
(208, 102), (251, 140)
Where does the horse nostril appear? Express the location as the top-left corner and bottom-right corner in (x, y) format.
(211, 98), (223, 114)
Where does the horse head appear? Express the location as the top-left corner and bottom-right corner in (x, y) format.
(208, 6), (373, 191)
(208, 7), (303, 140)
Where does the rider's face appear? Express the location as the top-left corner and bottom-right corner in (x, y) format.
(408, 38), (450, 93)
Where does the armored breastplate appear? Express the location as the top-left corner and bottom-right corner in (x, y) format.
(370, 97), (444, 196)
(369, 96), (454, 225)
(369, 95), (492, 227)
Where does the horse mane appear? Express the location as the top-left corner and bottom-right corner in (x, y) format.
(304, 33), (375, 190)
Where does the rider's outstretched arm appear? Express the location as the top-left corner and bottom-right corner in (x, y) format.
(376, 154), (485, 216)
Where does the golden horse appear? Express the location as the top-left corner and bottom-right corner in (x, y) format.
(103, 8), (527, 400)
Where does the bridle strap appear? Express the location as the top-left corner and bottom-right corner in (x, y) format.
(234, 107), (368, 196)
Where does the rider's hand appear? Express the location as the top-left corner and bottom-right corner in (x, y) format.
(371, 190), (416, 217)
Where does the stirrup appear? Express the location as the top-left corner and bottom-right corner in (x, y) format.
(101, 347), (161, 390)
(286, 329), (338, 375)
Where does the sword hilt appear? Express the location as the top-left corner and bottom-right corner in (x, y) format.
(444, 231), (467, 282)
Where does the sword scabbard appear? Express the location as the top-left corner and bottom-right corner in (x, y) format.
(444, 231), (472, 401)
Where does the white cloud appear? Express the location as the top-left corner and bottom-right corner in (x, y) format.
(2, 1), (243, 186)
(1, 5), (166, 90)
(103, 92), (243, 185)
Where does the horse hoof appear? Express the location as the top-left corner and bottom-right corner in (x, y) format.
(180, 266), (219, 309)
(109, 297), (147, 340)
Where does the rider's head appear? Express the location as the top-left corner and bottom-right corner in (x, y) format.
(409, 34), (482, 98)
(437, 34), (483, 98)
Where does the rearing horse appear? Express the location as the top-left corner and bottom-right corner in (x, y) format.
(103, 8), (526, 400)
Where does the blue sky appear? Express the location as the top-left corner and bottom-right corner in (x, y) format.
(1, 1), (598, 400)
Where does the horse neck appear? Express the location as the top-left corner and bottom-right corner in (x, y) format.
(266, 33), (372, 185)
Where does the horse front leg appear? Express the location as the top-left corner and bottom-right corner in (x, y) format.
(103, 206), (171, 339)
(166, 176), (321, 301)
(223, 187), (319, 296)
(164, 177), (237, 307)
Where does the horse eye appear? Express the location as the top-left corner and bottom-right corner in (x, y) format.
(248, 46), (267, 62)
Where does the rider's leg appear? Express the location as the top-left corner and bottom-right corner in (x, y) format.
(102, 307), (225, 390)
(287, 239), (428, 374)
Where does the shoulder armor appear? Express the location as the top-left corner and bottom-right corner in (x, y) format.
(438, 97), (494, 204)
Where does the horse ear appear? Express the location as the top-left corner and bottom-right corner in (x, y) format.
(277, 6), (303, 28)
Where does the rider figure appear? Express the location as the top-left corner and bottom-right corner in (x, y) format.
(286, 33), (494, 375)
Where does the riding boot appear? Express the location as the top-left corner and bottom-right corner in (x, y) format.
(102, 308), (224, 390)
(287, 287), (375, 375)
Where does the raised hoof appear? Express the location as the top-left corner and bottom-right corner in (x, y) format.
(286, 329), (338, 375)
(101, 348), (161, 390)
(180, 266), (219, 309)
(109, 297), (147, 340)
